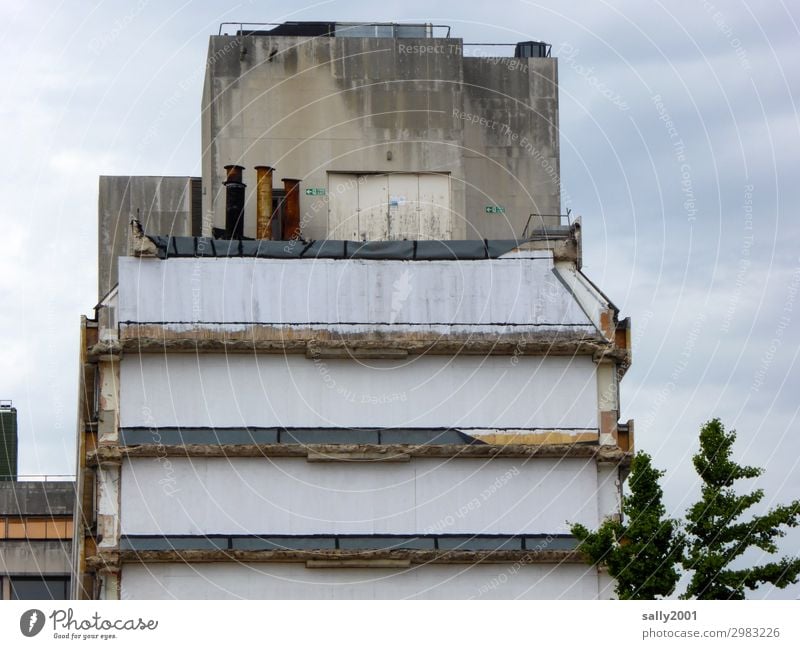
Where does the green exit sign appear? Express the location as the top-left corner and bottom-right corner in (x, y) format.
(485, 206), (505, 214)
(305, 188), (326, 196)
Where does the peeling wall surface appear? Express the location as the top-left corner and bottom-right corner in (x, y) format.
(122, 562), (597, 599)
(118, 255), (594, 329)
(120, 457), (613, 536)
(120, 354), (598, 429)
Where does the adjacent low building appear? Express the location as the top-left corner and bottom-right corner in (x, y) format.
(1, 481), (75, 599)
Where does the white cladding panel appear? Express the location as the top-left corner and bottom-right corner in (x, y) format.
(117, 255), (592, 327)
(121, 562), (601, 599)
(120, 457), (599, 535)
(120, 354), (598, 429)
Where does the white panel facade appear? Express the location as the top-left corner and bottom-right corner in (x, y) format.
(120, 457), (600, 536)
(121, 562), (602, 599)
(117, 256), (593, 328)
(120, 354), (598, 429)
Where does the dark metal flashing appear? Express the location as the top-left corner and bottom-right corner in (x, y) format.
(119, 428), (480, 447)
(145, 236), (526, 261)
(120, 534), (577, 553)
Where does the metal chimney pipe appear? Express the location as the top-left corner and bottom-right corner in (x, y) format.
(281, 178), (302, 241)
(254, 166), (275, 240)
(223, 164), (246, 239)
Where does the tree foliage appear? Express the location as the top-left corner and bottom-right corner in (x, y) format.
(572, 451), (683, 599)
(682, 418), (800, 599)
(571, 420), (800, 599)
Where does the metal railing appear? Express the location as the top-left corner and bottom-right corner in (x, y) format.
(11, 475), (76, 482)
(521, 210), (573, 239)
(218, 21), (452, 38)
(463, 42), (552, 57)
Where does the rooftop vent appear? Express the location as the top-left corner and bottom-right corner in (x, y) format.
(515, 41), (551, 58)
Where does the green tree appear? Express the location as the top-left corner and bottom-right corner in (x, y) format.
(572, 451), (683, 599)
(683, 418), (800, 599)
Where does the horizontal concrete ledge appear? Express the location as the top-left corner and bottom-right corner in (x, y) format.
(306, 347), (409, 359)
(89, 548), (585, 568)
(306, 559), (411, 569)
(88, 444), (631, 464)
(109, 323), (628, 360)
(306, 450), (411, 462)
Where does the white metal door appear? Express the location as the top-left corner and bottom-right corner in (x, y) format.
(418, 173), (451, 239)
(387, 174), (419, 240)
(358, 174), (389, 240)
(328, 172), (450, 240)
(327, 173), (360, 239)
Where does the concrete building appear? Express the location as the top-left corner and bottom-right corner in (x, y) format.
(0, 481), (75, 599)
(73, 22), (632, 600)
(0, 401), (17, 481)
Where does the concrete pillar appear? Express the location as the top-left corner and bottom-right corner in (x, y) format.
(98, 567), (120, 600)
(596, 360), (619, 446)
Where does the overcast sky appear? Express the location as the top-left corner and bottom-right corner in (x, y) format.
(0, 1), (797, 598)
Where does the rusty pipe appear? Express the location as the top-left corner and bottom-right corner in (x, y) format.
(254, 166), (275, 240)
(281, 177), (301, 241)
(223, 164), (246, 239)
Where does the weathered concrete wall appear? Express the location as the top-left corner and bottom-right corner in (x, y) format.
(120, 457), (609, 536)
(0, 540), (72, 574)
(121, 562), (601, 599)
(201, 35), (560, 240)
(462, 57), (560, 238)
(0, 481), (74, 515)
(98, 176), (197, 299)
(119, 354), (598, 429)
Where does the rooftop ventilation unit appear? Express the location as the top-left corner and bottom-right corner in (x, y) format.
(515, 41), (551, 58)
